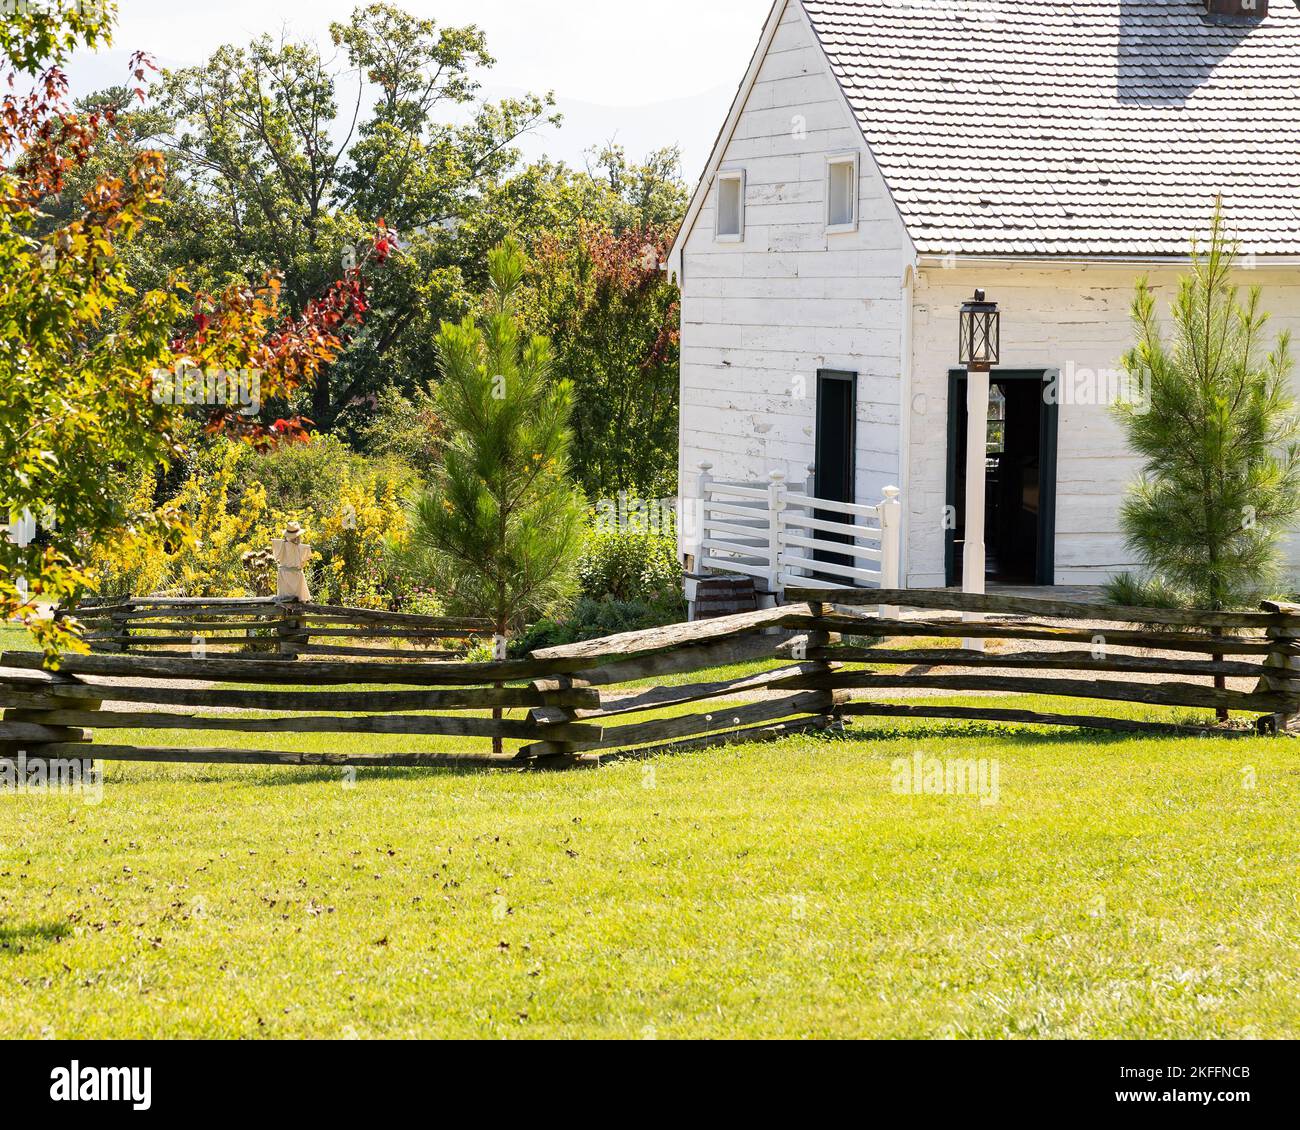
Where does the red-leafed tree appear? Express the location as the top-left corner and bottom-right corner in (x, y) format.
(0, 9), (374, 656)
(525, 223), (681, 499)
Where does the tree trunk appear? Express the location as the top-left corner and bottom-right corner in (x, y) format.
(311, 369), (331, 429)
(493, 617), (508, 755)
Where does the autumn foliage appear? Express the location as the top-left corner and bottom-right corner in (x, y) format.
(182, 272), (371, 448)
(0, 18), (378, 655)
(526, 223), (681, 497)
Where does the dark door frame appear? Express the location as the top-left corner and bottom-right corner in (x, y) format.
(814, 370), (857, 571)
(814, 370), (857, 503)
(944, 367), (1059, 587)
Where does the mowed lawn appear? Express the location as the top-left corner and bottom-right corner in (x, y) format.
(1, 695), (1298, 1039)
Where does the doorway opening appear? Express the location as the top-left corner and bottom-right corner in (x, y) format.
(814, 370), (856, 570)
(945, 369), (1058, 587)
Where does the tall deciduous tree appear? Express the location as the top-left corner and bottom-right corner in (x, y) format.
(0, 0), (114, 73)
(1, 12), (180, 653)
(156, 3), (557, 429)
(2, 8), (369, 655)
(526, 229), (681, 497)
(521, 146), (686, 499)
(1113, 206), (1300, 613)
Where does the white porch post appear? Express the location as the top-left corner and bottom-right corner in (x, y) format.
(767, 470), (787, 600)
(802, 464), (818, 586)
(963, 368), (990, 652)
(683, 463), (712, 622)
(13, 508), (34, 602)
(690, 461), (713, 567)
(878, 485), (902, 620)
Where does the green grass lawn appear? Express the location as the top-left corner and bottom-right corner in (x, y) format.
(0, 624), (37, 652)
(1, 694), (1296, 1039)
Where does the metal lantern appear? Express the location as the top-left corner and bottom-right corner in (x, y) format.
(959, 289), (1000, 370)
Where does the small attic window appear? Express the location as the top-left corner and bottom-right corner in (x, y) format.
(1203, 0), (1268, 18)
(826, 154), (859, 233)
(715, 170), (745, 241)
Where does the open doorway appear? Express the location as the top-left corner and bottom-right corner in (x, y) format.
(945, 369), (1058, 587)
(813, 370), (856, 571)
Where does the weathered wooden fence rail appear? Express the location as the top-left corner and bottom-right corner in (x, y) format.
(2, 590), (1296, 774)
(784, 587), (1300, 738)
(60, 596), (493, 660)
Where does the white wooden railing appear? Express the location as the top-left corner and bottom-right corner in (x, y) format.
(2, 508), (37, 601)
(689, 463), (901, 614)
(2, 509), (36, 547)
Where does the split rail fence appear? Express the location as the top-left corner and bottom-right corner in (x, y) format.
(0, 589), (1296, 774)
(58, 596), (494, 660)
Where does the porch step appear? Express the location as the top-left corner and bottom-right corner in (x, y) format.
(689, 574), (759, 620)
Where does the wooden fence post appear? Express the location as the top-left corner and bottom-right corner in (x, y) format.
(112, 600), (133, 653)
(878, 485), (902, 620)
(782, 600), (845, 734)
(812, 601), (845, 733)
(1, 673), (101, 784)
(1254, 600), (1300, 734)
(277, 600), (304, 659)
(521, 677), (588, 769)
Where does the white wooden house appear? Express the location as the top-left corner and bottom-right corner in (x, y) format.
(668, 0), (1300, 596)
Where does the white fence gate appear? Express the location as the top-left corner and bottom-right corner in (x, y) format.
(689, 463), (901, 614)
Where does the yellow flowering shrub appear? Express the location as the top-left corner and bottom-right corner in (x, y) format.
(89, 471), (175, 599)
(309, 475), (408, 608)
(86, 439), (414, 606)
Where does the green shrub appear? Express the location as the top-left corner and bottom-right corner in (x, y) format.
(1102, 572), (1190, 609)
(510, 596), (681, 657)
(510, 526), (686, 656)
(577, 526), (682, 603)
(354, 385), (444, 480)
(237, 433), (419, 518)
(400, 589), (445, 618)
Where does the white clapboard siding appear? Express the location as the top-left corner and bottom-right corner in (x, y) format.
(676, 0), (914, 563)
(907, 264), (1300, 587)
(677, 0), (1300, 590)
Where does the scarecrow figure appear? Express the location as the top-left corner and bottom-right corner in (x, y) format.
(271, 521), (313, 601)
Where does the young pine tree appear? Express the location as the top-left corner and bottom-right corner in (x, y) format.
(405, 239), (586, 748)
(1113, 207), (1300, 613)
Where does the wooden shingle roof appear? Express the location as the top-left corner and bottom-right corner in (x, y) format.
(802, 0), (1300, 256)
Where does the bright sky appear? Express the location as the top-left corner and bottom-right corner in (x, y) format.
(68, 0), (775, 179)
